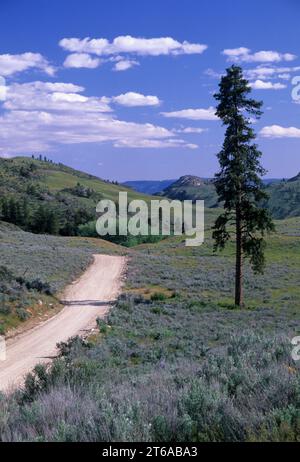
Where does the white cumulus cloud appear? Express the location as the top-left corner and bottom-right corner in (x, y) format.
(112, 92), (161, 107)
(0, 80), (193, 153)
(51, 92), (88, 103)
(30, 81), (85, 93)
(246, 65), (300, 80)
(175, 127), (207, 133)
(113, 59), (139, 71)
(260, 125), (300, 138)
(161, 107), (218, 121)
(250, 80), (286, 90)
(114, 138), (198, 149)
(4, 81), (111, 113)
(223, 47), (296, 63)
(59, 35), (207, 57)
(0, 52), (55, 77)
(63, 53), (101, 69)
(0, 76), (7, 101)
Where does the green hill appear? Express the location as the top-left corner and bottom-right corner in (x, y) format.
(158, 175), (219, 207)
(158, 173), (300, 219)
(0, 156), (152, 236)
(264, 173), (300, 219)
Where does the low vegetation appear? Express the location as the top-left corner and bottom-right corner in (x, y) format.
(0, 213), (299, 441)
(1, 148), (300, 441)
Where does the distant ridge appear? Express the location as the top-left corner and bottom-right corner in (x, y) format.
(124, 176), (282, 195)
(147, 173), (300, 219)
(158, 175), (219, 208)
(171, 175), (203, 187)
(288, 172), (300, 182)
(122, 179), (176, 195)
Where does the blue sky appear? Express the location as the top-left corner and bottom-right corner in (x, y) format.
(0, 0), (300, 180)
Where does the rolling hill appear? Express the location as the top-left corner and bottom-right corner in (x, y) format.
(1, 157), (299, 239)
(0, 156), (153, 236)
(158, 175), (219, 208)
(0, 156), (151, 201)
(157, 174), (300, 219)
(124, 176), (281, 195)
(264, 172), (300, 219)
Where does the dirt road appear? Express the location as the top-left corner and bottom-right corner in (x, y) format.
(0, 255), (126, 392)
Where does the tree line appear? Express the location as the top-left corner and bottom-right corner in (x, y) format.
(0, 196), (94, 236)
(0, 197), (60, 234)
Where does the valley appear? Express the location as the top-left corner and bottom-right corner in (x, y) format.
(1, 0), (300, 447)
(0, 156), (300, 442)
(0, 194), (299, 440)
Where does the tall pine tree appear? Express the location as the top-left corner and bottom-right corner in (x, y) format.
(213, 65), (274, 306)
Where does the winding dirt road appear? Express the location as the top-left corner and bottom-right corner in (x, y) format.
(0, 254), (126, 392)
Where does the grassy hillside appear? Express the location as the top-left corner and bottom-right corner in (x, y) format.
(263, 173), (300, 219)
(0, 156), (149, 201)
(1, 214), (300, 441)
(158, 175), (219, 207)
(158, 174), (300, 219)
(0, 156), (153, 236)
(0, 220), (123, 334)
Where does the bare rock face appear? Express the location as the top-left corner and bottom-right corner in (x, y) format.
(175, 175), (203, 187)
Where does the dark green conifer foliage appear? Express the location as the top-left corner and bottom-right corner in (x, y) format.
(213, 65), (274, 306)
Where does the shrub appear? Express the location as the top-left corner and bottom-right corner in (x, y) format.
(96, 318), (108, 334)
(16, 307), (30, 321)
(0, 303), (11, 316)
(151, 292), (167, 301)
(25, 279), (52, 295)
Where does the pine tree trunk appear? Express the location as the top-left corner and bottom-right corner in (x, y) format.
(235, 208), (243, 306)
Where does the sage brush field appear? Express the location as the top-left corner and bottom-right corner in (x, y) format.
(0, 213), (299, 441)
